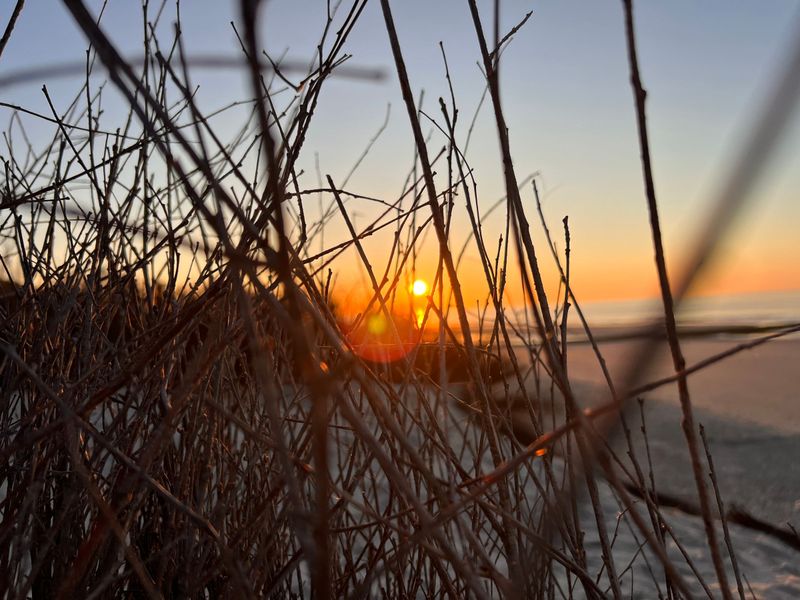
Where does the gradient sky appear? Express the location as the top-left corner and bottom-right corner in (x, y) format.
(2, 1), (799, 305)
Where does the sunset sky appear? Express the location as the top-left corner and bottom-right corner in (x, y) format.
(2, 1), (798, 305)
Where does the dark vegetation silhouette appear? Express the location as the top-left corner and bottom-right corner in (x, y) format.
(1, 1), (799, 598)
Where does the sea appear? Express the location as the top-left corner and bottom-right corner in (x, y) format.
(578, 288), (800, 330)
(484, 289), (800, 344)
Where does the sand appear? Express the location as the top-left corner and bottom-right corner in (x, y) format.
(564, 337), (800, 526)
(549, 336), (800, 597)
(566, 336), (800, 433)
(319, 335), (800, 596)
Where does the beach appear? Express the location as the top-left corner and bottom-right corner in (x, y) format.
(541, 335), (800, 596)
(567, 336), (800, 433)
(563, 336), (800, 520)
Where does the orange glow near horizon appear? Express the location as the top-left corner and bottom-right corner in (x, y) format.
(327, 234), (799, 319)
(568, 252), (800, 302)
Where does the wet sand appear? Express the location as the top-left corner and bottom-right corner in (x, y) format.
(562, 337), (800, 527)
(468, 335), (800, 595)
(561, 336), (800, 596)
(565, 336), (800, 433)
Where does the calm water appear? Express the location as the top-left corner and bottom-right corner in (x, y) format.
(479, 289), (800, 342)
(577, 288), (800, 328)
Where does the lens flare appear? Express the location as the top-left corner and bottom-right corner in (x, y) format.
(345, 311), (417, 364)
(366, 314), (387, 335)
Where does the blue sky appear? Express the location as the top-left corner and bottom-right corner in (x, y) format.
(1, 1), (798, 300)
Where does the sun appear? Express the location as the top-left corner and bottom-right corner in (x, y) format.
(411, 279), (428, 297)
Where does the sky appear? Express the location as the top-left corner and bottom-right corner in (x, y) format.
(1, 1), (799, 306)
